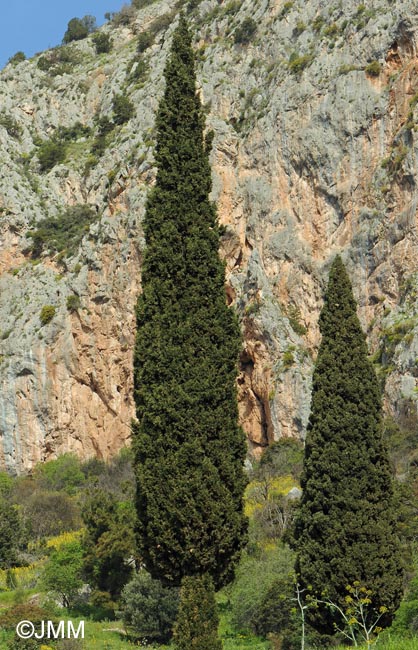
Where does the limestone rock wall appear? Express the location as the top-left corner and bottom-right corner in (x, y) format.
(0, 0), (418, 472)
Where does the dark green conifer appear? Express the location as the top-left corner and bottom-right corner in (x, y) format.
(173, 574), (222, 650)
(133, 11), (247, 600)
(294, 255), (403, 633)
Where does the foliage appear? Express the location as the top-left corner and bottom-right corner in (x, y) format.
(92, 32), (112, 54)
(81, 488), (136, 599)
(294, 256), (404, 634)
(39, 306), (56, 326)
(42, 540), (84, 608)
(111, 5), (136, 26)
(288, 52), (313, 74)
(0, 501), (22, 568)
(228, 543), (295, 633)
(258, 439), (304, 481)
(173, 574), (222, 650)
(37, 140), (67, 172)
(0, 114), (22, 139)
(315, 582), (389, 646)
(63, 16), (97, 44)
(234, 18), (257, 44)
(133, 15), (247, 594)
(34, 454), (85, 495)
(7, 51), (26, 65)
(28, 204), (97, 259)
(0, 603), (53, 629)
(119, 570), (179, 643)
(365, 60), (381, 76)
(112, 94), (135, 125)
(66, 295), (81, 312)
(137, 31), (154, 53)
(19, 491), (80, 540)
(252, 576), (299, 648)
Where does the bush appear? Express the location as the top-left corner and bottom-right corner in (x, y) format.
(40, 305), (56, 326)
(0, 603), (52, 629)
(137, 30), (154, 53)
(149, 13), (173, 36)
(120, 571), (179, 643)
(234, 18), (257, 44)
(253, 577), (299, 648)
(288, 52), (313, 74)
(92, 32), (112, 54)
(29, 204), (97, 259)
(66, 295), (81, 312)
(112, 4), (136, 26)
(34, 453), (85, 494)
(365, 60), (381, 76)
(63, 16), (96, 44)
(112, 94), (135, 125)
(0, 114), (22, 139)
(42, 540), (84, 608)
(258, 439), (304, 480)
(128, 59), (149, 84)
(228, 544), (295, 633)
(37, 140), (67, 172)
(7, 51), (26, 65)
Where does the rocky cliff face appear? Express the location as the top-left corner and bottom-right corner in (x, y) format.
(0, 0), (418, 473)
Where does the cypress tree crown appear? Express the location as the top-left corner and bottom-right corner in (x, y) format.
(294, 255), (403, 633)
(133, 14), (247, 590)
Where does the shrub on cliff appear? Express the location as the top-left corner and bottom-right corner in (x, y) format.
(63, 16), (97, 44)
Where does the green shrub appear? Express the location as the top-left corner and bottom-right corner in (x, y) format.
(0, 114), (22, 139)
(137, 30), (154, 53)
(40, 305), (56, 326)
(258, 438), (304, 480)
(288, 52), (313, 74)
(0, 603), (52, 630)
(112, 5), (136, 26)
(112, 94), (135, 125)
(281, 1), (294, 17)
(92, 32), (112, 54)
(29, 204), (97, 258)
(234, 17), (257, 44)
(282, 349), (295, 368)
(7, 51), (26, 65)
(63, 15), (96, 44)
(35, 453), (85, 494)
(119, 571), (179, 643)
(365, 60), (381, 76)
(149, 13), (173, 36)
(128, 58), (149, 83)
(37, 140), (67, 172)
(228, 544), (295, 633)
(66, 295), (81, 312)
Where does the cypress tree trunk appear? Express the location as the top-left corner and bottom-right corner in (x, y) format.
(133, 8), (247, 606)
(294, 256), (403, 634)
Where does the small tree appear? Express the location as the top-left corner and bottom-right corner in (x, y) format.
(112, 94), (135, 125)
(92, 32), (112, 54)
(82, 488), (136, 599)
(42, 540), (83, 608)
(63, 15), (96, 43)
(294, 256), (403, 633)
(120, 571), (179, 643)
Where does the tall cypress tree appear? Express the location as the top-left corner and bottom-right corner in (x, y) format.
(294, 256), (403, 633)
(132, 9), (247, 619)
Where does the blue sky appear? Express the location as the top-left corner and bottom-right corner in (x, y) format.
(0, 0), (125, 69)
